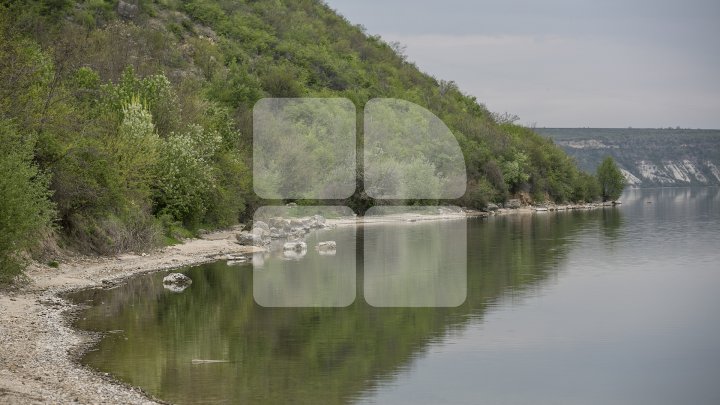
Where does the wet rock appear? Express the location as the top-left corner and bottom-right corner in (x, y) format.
(163, 273), (191, 286)
(163, 273), (191, 292)
(316, 241), (336, 250)
(283, 241), (307, 252)
(316, 241), (337, 256)
(283, 241), (307, 260)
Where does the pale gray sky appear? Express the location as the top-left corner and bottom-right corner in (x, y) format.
(324, 0), (720, 128)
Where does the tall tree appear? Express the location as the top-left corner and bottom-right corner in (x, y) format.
(597, 156), (625, 201)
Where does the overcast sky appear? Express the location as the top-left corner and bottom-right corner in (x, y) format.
(324, 0), (720, 128)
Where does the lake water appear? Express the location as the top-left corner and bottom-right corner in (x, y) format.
(71, 188), (720, 404)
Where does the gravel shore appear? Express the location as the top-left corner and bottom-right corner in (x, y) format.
(0, 228), (260, 404)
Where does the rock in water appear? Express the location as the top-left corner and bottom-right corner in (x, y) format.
(283, 241), (307, 251)
(283, 241), (307, 260)
(163, 273), (192, 292)
(316, 241), (337, 256)
(163, 273), (191, 286)
(316, 241), (336, 250)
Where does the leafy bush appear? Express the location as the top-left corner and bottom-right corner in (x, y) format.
(154, 125), (220, 227)
(0, 122), (55, 281)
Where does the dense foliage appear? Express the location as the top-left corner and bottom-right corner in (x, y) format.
(0, 121), (55, 281)
(0, 0), (608, 278)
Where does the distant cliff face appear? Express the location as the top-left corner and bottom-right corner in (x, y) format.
(535, 128), (720, 187)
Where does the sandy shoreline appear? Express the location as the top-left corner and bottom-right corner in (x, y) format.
(0, 204), (616, 404)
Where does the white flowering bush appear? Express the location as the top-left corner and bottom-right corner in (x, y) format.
(154, 124), (221, 225)
(110, 97), (160, 201)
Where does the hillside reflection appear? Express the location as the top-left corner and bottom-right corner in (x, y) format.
(71, 210), (605, 404)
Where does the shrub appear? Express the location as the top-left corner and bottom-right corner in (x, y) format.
(0, 122), (55, 282)
(153, 125), (220, 227)
(66, 210), (162, 255)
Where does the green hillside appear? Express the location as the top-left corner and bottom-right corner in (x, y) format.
(0, 0), (604, 276)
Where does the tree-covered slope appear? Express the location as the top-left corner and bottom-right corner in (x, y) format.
(0, 0), (603, 265)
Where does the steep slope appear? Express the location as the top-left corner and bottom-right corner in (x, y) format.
(1, 0), (603, 255)
(536, 128), (720, 187)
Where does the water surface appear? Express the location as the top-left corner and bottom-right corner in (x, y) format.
(71, 188), (720, 404)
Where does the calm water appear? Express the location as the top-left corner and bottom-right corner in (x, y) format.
(71, 188), (720, 404)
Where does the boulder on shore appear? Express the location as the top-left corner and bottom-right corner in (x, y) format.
(236, 230), (268, 246)
(253, 220), (270, 231)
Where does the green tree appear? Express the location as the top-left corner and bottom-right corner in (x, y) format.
(596, 156), (625, 201)
(153, 125), (221, 227)
(110, 97), (160, 201)
(0, 121), (55, 282)
(502, 151), (530, 193)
